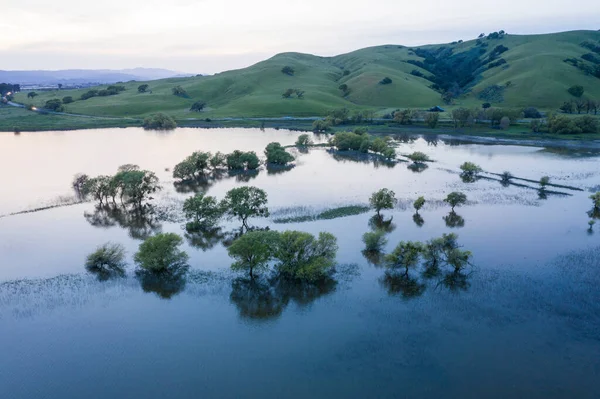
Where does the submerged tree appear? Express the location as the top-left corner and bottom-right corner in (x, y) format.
(385, 241), (423, 277)
(183, 193), (224, 231)
(228, 230), (279, 279)
(134, 233), (189, 273)
(274, 231), (338, 282)
(413, 196), (426, 214)
(540, 176), (550, 190)
(444, 192), (467, 211)
(295, 134), (313, 146)
(459, 162), (483, 182)
(222, 186), (269, 229)
(264, 142), (295, 165)
(369, 188), (398, 217)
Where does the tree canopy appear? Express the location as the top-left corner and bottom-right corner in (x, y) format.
(183, 193), (224, 231)
(222, 186), (269, 229)
(369, 188), (397, 216)
(134, 233), (189, 273)
(264, 142), (294, 165)
(444, 192), (467, 210)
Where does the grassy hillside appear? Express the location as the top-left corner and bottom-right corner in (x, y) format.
(12, 30), (600, 118)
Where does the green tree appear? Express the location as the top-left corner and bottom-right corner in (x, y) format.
(265, 142), (294, 165)
(379, 77), (392, 85)
(413, 196), (426, 214)
(173, 151), (212, 180)
(568, 85), (584, 98)
(369, 188), (397, 217)
(444, 192), (467, 211)
(228, 230), (279, 278)
(134, 233), (189, 272)
(138, 84), (149, 93)
(385, 241), (423, 276)
(240, 151), (260, 170)
(143, 113), (176, 130)
(295, 134), (313, 146)
(183, 193), (224, 231)
(82, 175), (112, 205)
(460, 162), (483, 177)
(540, 176), (550, 189)
(281, 66), (295, 76)
(362, 230), (387, 252)
(62, 96), (74, 104)
(172, 85), (188, 97)
(274, 231), (338, 282)
(222, 186), (269, 229)
(190, 101), (207, 112)
(27, 92), (38, 99)
(119, 170), (161, 208)
(209, 152), (226, 169)
(44, 99), (64, 112)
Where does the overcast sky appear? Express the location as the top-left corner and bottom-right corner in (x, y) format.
(2, 0), (599, 74)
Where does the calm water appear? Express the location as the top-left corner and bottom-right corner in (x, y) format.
(1, 128), (599, 398)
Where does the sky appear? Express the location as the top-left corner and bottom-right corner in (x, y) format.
(1, 0), (599, 74)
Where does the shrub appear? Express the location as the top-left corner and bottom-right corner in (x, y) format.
(363, 231), (387, 252)
(190, 101), (206, 112)
(295, 134), (313, 146)
(331, 131), (369, 151)
(282, 88), (294, 98)
(452, 108), (473, 127)
(134, 233), (189, 272)
(379, 77), (393, 85)
(406, 152), (431, 163)
(460, 162), (483, 176)
(568, 85), (584, 98)
(85, 243), (127, 275)
(499, 116), (510, 130)
(62, 96), (74, 104)
(394, 109), (414, 125)
(138, 84), (149, 93)
(143, 113), (177, 130)
(425, 112), (439, 128)
(482, 103), (491, 109)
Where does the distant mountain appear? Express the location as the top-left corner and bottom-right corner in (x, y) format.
(0, 68), (192, 86)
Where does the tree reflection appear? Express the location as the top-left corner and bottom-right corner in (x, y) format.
(380, 272), (426, 299)
(440, 271), (471, 292)
(369, 214), (396, 233)
(136, 264), (189, 299)
(460, 174), (479, 183)
(173, 170), (228, 194)
(413, 213), (425, 227)
(443, 211), (465, 228)
(230, 169), (260, 182)
(230, 276), (337, 322)
(266, 165), (295, 175)
(362, 249), (385, 267)
(84, 204), (162, 239)
(185, 227), (227, 251)
(329, 150), (396, 169)
(538, 189), (548, 200)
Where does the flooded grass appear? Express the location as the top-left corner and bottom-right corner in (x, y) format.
(273, 205), (370, 224)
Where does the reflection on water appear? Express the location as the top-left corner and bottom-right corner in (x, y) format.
(412, 212), (425, 227)
(136, 265), (189, 300)
(368, 214), (396, 233)
(381, 272), (426, 299)
(443, 211), (465, 228)
(230, 276), (337, 322)
(84, 204), (162, 239)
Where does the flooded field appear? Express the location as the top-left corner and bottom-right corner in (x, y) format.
(1, 127), (599, 398)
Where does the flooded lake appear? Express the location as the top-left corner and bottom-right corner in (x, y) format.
(1, 127), (599, 398)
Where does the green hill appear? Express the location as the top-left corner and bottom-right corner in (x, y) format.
(13, 30), (600, 118)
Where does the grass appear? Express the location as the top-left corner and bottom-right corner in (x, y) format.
(0, 106), (140, 131)
(273, 205), (370, 224)
(12, 30), (600, 120)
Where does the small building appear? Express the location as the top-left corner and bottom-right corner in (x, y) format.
(429, 106), (445, 112)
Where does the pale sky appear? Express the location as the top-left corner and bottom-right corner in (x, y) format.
(1, 0), (599, 74)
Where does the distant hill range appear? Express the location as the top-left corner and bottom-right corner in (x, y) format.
(12, 30), (600, 117)
(0, 68), (192, 86)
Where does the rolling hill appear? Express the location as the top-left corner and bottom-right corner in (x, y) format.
(12, 30), (600, 119)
